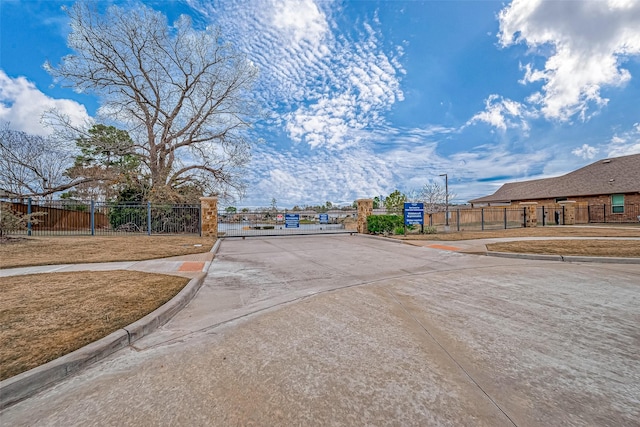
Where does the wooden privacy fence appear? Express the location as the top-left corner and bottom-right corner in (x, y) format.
(4, 201), (109, 231)
(426, 207), (525, 230)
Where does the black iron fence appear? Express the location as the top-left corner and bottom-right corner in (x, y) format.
(580, 204), (640, 224)
(371, 203), (640, 234)
(538, 206), (564, 226)
(539, 204), (640, 225)
(1, 199), (201, 236)
(372, 207), (527, 232)
(4, 199), (638, 238)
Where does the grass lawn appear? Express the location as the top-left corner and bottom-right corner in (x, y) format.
(394, 225), (640, 258)
(393, 225), (640, 241)
(0, 235), (215, 269)
(486, 239), (640, 257)
(0, 271), (189, 381)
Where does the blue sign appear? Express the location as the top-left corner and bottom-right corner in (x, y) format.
(404, 202), (424, 225)
(285, 214), (300, 228)
(319, 214), (329, 224)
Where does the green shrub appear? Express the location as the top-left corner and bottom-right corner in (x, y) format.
(394, 226), (405, 235)
(367, 214), (403, 234)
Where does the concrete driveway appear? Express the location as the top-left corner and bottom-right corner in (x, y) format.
(2, 235), (639, 426)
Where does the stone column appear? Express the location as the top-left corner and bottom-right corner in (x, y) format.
(199, 197), (218, 238)
(356, 199), (373, 234)
(558, 201), (576, 225)
(520, 202), (538, 228)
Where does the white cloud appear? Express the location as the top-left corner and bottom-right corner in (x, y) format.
(571, 143), (599, 160)
(0, 70), (89, 136)
(241, 125), (557, 206)
(245, 143), (396, 207)
(466, 94), (533, 132)
(498, 0), (640, 121)
(606, 123), (640, 157)
(189, 0), (405, 150)
(270, 0), (328, 46)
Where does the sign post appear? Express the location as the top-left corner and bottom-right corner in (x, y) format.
(404, 202), (425, 233)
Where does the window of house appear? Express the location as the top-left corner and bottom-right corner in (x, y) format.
(555, 198), (567, 203)
(612, 194), (624, 213)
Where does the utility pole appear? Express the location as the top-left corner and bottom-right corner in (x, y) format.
(439, 173), (449, 227)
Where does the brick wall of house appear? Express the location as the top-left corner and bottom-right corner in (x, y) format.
(515, 192), (640, 223)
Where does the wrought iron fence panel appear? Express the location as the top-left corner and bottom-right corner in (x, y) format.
(1, 199), (201, 236)
(538, 206), (564, 226)
(583, 204), (640, 224)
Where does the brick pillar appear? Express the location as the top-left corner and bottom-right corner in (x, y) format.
(559, 201), (576, 225)
(199, 197), (218, 238)
(520, 202), (538, 228)
(356, 199), (373, 234)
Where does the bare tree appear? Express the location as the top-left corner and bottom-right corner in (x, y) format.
(45, 2), (258, 202)
(418, 182), (456, 213)
(0, 125), (88, 199)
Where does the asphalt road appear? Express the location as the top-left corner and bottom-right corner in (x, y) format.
(2, 235), (639, 426)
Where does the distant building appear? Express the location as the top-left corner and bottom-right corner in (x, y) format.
(469, 153), (640, 222)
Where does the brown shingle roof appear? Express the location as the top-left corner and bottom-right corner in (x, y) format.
(469, 153), (640, 204)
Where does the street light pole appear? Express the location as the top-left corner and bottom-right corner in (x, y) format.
(439, 173), (449, 227)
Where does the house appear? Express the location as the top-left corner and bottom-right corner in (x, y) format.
(469, 153), (640, 222)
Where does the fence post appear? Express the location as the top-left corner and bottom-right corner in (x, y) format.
(90, 200), (95, 236)
(27, 198), (32, 236)
(481, 208), (485, 231)
(356, 199), (374, 234)
(456, 209), (460, 232)
(520, 202), (538, 227)
(504, 208), (507, 229)
(541, 206), (545, 226)
(199, 197), (218, 238)
(147, 201), (152, 236)
(603, 204), (606, 223)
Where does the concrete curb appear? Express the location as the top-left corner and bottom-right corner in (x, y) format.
(0, 272), (207, 410)
(211, 238), (222, 255)
(356, 234), (407, 245)
(487, 251), (640, 264)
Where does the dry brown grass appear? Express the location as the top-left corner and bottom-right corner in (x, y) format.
(394, 225), (640, 241)
(0, 271), (189, 381)
(486, 240), (640, 257)
(394, 226), (640, 257)
(0, 235), (214, 269)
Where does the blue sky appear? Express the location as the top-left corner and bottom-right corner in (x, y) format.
(2, 0), (640, 207)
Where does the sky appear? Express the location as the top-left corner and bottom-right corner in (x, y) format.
(1, 0), (640, 208)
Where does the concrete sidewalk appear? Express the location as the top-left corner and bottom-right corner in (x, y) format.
(0, 250), (216, 279)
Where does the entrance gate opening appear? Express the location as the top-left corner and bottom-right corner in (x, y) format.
(218, 208), (357, 237)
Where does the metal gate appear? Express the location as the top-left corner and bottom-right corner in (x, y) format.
(218, 208), (357, 237)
